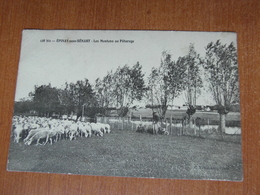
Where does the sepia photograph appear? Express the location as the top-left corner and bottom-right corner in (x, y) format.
(7, 30), (243, 180)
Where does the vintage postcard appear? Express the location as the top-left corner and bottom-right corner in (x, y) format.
(7, 30), (243, 180)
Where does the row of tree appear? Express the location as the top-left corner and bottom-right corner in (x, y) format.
(147, 41), (239, 133)
(14, 40), (239, 133)
(147, 44), (203, 120)
(94, 62), (145, 116)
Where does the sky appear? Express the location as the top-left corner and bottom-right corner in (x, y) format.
(15, 30), (238, 106)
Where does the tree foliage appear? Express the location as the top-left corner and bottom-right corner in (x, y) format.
(29, 84), (60, 117)
(178, 44), (204, 122)
(18, 40), (239, 127)
(62, 79), (96, 116)
(94, 71), (115, 108)
(95, 62), (146, 116)
(204, 40), (239, 112)
(183, 44), (203, 107)
(203, 40), (239, 133)
(14, 98), (34, 114)
(147, 51), (186, 119)
(113, 62), (146, 108)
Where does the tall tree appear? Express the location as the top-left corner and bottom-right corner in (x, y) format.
(29, 84), (60, 117)
(112, 62), (146, 116)
(63, 79), (97, 118)
(58, 85), (75, 115)
(183, 43), (203, 106)
(203, 40), (239, 134)
(147, 51), (186, 119)
(14, 98), (34, 114)
(113, 65), (131, 109)
(183, 44), (203, 122)
(95, 71), (115, 108)
(130, 62), (146, 100)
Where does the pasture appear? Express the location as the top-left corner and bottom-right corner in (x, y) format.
(125, 109), (242, 135)
(7, 129), (243, 180)
(131, 108), (241, 124)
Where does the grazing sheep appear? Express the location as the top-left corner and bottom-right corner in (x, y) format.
(13, 122), (31, 143)
(13, 124), (24, 143)
(136, 122), (168, 135)
(90, 123), (104, 137)
(52, 123), (66, 142)
(25, 129), (51, 146)
(29, 122), (40, 130)
(77, 122), (92, 137)
(103, 123), (111, 133)
(157, 127), (169, 135)
(13, 116), (111, 145)
(68, 122), (79, 140)
(145, 123), (161, 134)
(136, 124), (146, 133)
(82, 122), (92, 137)
(23, 128), (46, 143)
(96, 123), (111, 134)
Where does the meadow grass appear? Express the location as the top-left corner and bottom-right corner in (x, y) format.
(7, 129), (243, 180)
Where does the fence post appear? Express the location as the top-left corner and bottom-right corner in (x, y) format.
(193, 118), (196, 136)
(181, 119), (184, 135)
(199, 125), (201, 137)
(170, 115), (172, 135)
(197, 117), (201, 137)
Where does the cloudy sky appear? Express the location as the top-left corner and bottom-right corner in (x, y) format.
(15, 30), (237, 106)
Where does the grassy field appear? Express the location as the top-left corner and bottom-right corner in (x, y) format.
(7, 129), (243, 180)
(132, 108), (240, 120)
(130, 108), (241, 127)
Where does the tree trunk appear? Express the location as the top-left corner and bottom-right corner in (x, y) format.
(161, 105), (167, 121)
(188, 116), (193, 132)
(219, 113), (226, 134)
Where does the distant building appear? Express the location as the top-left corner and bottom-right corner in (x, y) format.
(204, 107), (211, 111)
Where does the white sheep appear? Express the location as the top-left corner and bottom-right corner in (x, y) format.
(103, 123), (111, 133)
(25, 129), (51, 146)
(24, 128), (45, 143)
(68, 122), (79, 140)
(51, 123), (66, 142)
(80, 122), (92, 137)
(96, 123), (111, 134)
(90, 123), (104, 136)
(13, 123), (24, 143)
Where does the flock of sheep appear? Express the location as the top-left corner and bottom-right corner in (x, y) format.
(103, 118), (171, 135)
(12, 116), (111, 146)
(12, 115), (232, 146)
